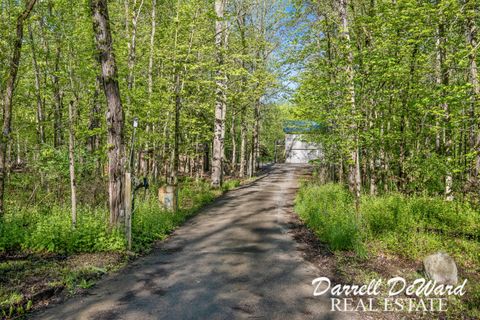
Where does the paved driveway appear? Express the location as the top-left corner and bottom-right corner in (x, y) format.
(34, 165), (351, 320)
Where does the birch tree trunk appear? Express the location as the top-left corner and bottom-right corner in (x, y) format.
(338, 0), (361, 212)
(126, 0), (144, 106)
(148, 0), (156, 99)
(239, 118), (246, 178)
(145, 0), (156, 178)
(212, 0), (227, 188)
(230, 112), (237, 173)
(465, 0), (480, 183)
(28, 25), (45, 145)
(68, 101), (77, 227)
(0, 0), (37, 215)
(90, 0), (126, 227)
(52, 45), (64, 148)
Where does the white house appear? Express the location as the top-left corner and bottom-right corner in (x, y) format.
(283, 121), (322, 164)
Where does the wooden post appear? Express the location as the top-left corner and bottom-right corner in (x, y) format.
(124, 172), (132, 250)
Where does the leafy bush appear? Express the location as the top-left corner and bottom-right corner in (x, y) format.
(1, 202), (187, 255)
(295, 182), (480, 259)
(361, 193), (480, 238)
(25, 207), (124, 253)
(179, 180), (217, 210)
(1, 207), (124, 254)
(0, 213), (28, 252)
(0, 178), (244, 255)
(131, 200), (180, 251)
(295, 183), (362, 251)
(361, 194), (416, 236)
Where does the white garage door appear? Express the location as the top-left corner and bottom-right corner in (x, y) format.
(285, 134), (321, 164)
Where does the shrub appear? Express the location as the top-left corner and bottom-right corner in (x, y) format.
(0, 213), (28, 252)
(295, 182), (480, 255)
(361, 194), (416, 236)
(131, 200), (179, 251)
(295, 183), (362, 251)
(361, 193), (480, 238)
(26, 207), (124, 253)
(0, 177), (243, 255)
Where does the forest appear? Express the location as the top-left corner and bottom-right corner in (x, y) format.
(0, 0), (479, 318)
(292, 0), (480, 202)
(0, 0), (286, 316)
(0, 0), (284, 245)
(291, 0), (480, 317)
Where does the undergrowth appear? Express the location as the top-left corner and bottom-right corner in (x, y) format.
(0, 177), (241, 318)
(0, 178), (240, 255)
(294, 181), (480, 318)
(295, 182), (480, 258)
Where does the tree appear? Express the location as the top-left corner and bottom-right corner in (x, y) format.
(337, 0), (361, 211)
(0, 0), (283, 222)
(291, 0), (480, 202)
(0, 0), (37, 215)
(68, 100), (77, 227)
(90, 0), (126, 227)
(212, 0), (228, 188)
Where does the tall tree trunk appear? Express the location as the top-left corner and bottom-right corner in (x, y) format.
(68, 101), (77, 227)
(162, 112), (171, 182)
(369, 111), (377, 195)
(230, 112), (237, 174)
(15, 132), (21, 166)
(203, 142), (210, 173)
(398, 44), (418, 192)
(28, 25), (45, 145)
(247, 142), (253, 178)
(252, 100), (260, 173)
(146, 0), (156, 178)
(0, 0), (37, 215)
(52, 45), (63, 148)
(236, 9), (248, 179)
(212, 0), (227, 188)
(465, 0), (480, 183)
(88, 75), (103, 154)
(436, 20), (453, 200)
(126, 0), (144, 106)
(148, 0), (156, 100)
(338, 0), (361, 213)
(167, 1), (183, 211)
(168, 69), (181, 212)
(90, 0), (126, 227)
(239, 117), (246, 178)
